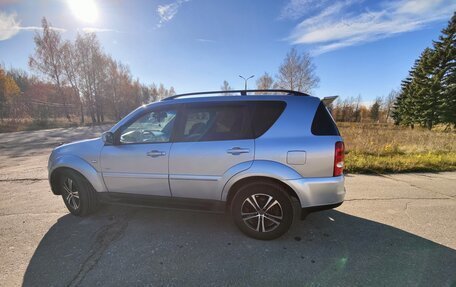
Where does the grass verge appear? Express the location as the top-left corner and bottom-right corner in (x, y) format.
(345, 151), (456, 174)
(339, 123), (456, 174)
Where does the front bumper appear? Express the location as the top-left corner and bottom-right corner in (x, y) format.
(284, 175), (345, 208)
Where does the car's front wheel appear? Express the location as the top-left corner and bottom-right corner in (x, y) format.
(59, 170), (99, 216)
(231, 181), (293, 240)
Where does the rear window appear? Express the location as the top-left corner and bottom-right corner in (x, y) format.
(252, 101), (286, 138)
(311, 102), (340, 136)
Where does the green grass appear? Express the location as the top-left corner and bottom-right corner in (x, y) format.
(345, 151), (456, 174)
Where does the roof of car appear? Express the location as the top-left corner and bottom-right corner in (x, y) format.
(162, 89), (310, 101)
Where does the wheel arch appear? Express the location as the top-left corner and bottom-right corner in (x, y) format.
(225, 176), (301, 209)
(222, 160), (303, 206)
(49, 155), (106, 195)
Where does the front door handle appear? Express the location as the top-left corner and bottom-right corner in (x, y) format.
(227, 147), (250, 155)
(147, 150), (166, 157)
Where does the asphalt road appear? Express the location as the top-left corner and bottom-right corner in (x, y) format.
(0, 126), (455, 287)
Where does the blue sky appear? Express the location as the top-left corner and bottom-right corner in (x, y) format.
(0, 0), (455, 103)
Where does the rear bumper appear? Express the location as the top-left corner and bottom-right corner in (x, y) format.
(300, 202), (343, 220)
(284, 175), (345, 208)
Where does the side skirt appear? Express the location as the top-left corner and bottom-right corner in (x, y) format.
(98, 192), (227, 214)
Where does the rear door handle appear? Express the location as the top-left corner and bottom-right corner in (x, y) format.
(227, 147), (250, 155)
(147, 150), (166, 157)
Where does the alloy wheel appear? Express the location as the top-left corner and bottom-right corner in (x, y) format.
(241, 193), (283, 233)
(63, 177), (80, 210)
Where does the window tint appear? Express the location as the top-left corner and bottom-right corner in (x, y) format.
(311, 102), (340, 136)
(177, 104), (250, 142)
(252, 101), (286, 138)
(120, 109), (176, 144)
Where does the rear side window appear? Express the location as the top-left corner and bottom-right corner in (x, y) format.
(252, 101), (286, 138)
(176, 103), (251, 142)
(311, 102), (340, 136)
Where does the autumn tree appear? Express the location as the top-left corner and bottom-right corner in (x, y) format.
(75, 33), (107, 123)
(29, 18), (70, 120)
(61, 40), (84, 123)
(0, 68), (20, 121)
(276, 47), (319, 93)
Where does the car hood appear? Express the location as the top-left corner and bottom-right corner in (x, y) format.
(53, 138), (102, 153)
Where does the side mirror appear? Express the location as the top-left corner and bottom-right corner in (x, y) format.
(102, 131), (114, 145)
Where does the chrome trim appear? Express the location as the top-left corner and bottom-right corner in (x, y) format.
(169, 174), (221, 181)
(102, 172), (169, 179)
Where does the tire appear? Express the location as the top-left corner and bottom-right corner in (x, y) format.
(58, 169), (99, 216)
(231, 181), (293, 240)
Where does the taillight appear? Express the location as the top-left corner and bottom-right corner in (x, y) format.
(334, 141), (345, 176)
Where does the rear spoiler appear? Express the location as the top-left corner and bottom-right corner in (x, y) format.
(321, 96), (338, 106)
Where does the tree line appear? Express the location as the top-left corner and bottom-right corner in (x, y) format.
(0, 17), (175, 125)
(392, 12), (455, 129)
(329, 91), (397, 123)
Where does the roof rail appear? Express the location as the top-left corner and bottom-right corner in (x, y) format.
(162, 89), (310, 101)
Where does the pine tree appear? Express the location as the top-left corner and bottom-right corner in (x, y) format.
(393, 12), (456, 129)
(413, 48), (438, 129)
(370, 98), (381, 122)
(433, 12), (456, 127)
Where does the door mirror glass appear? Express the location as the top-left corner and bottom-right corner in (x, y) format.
(102, 131), (114, 145)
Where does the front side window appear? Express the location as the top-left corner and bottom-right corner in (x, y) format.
(177, 104), (251, 142)
(120, 109), (176, 144)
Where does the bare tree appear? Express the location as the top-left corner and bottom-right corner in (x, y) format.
(168, 86), (176, 96)
(256, 72), (274, 90)
(221, 80), (231, 91)
(353, 94), (362, 122)
(29, 18), (70, 120)
(149, 83), (175, 101)
(384, 89), (399, 123)
(105, 56), (121, 120)
(276, 47), (319, 93)
(220, 80), (232, 95)
(150, 83), (158, 102)
(61, 40), (84, 123)
(156, 83), (175, 100)
(75, 33), (107, 123)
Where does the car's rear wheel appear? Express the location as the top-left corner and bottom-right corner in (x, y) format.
(59, 170), (99, 216)
(231, 181), (293, 240)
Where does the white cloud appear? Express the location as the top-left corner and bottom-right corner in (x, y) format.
(157, 0), (189, 27)
(0, 12), (65, 41)
(81, 27), (118, 33)
(196, 38), (215, 43)
(280, 0), (331, 20)
(284, 0), (456, 55)
(0, 12), (20, 40)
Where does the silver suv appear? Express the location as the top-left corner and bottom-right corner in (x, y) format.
(48, 90), (345, 240)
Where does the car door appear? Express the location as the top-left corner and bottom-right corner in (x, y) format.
(169, 102), (254, 200)
(100, 107), (177, 196)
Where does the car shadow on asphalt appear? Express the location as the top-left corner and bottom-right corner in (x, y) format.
(22, 205), (456, 286)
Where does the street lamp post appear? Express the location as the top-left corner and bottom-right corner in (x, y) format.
(239, 75), (255, 91)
